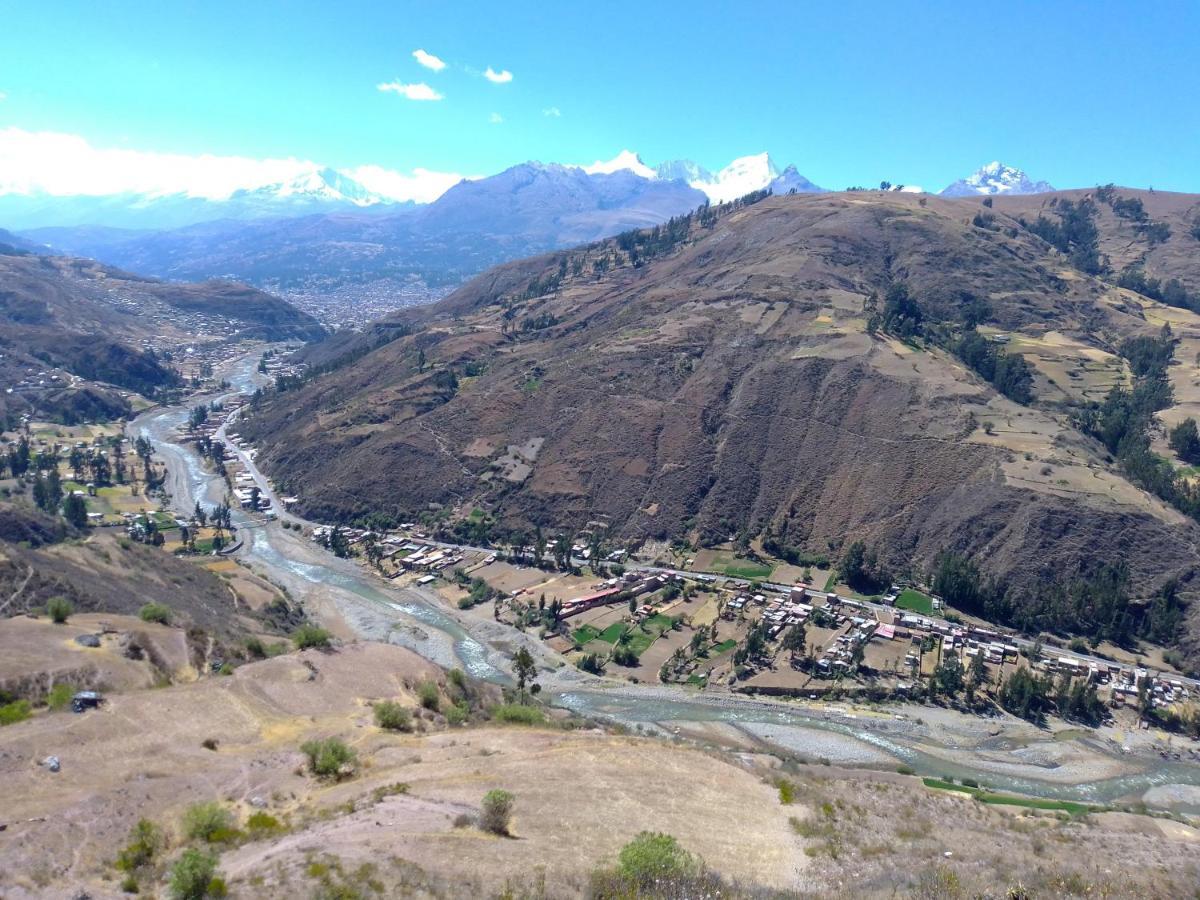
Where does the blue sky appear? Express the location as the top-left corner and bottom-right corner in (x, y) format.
(1, 0), (1198, 195)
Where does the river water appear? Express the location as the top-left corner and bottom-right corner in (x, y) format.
(128, 350), (1200, 811)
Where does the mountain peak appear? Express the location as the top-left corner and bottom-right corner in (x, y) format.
(582, 150), (657, 180)
(940, 162), (1054, 197)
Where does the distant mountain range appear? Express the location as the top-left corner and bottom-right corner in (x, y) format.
(3, 155), (1057, 312)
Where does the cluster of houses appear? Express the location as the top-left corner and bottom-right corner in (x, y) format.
(557, 572), (667, 619)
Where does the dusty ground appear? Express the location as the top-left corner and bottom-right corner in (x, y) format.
(0, 612), (192, 696)
(0, 641), (804, 899)
(4, 640), (1200, 898)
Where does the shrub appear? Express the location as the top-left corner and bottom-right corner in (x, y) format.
(139, 602), (172, 625)
(0, 699), (32, 726)
(47, 683), (74, 711)
(244, 637), (266, 659)
(417, 680), (440, 712)
(168, 849), (222, 900)
(245, 811), (283, 834)
(47, 596), (73, 624)
(182, 802), (235, 843)
(115, 818), (166, 872)
(300, 737), (357, 780)
(490, 703), (545, 725)
(373, 700), (412, 732)
(452, 813), (474, 828)
(777, 779), (796, 805)
(480, 789), (515, 835)
(445, 701), (469, 726)
(896, 764), (916, 776)
(616, 832), (701, 888)
(292, 624), (332, 650)
(200, 738), (219, 751)
(448, 668), (467, 692)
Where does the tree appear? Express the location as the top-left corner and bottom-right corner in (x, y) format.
(300, 737), (357, 780)
(116, 818), (166, 873)
(781, 622), (808, 662)
(182, 802), (234, 842)
(373, 700), (412, 731)
(480, 788), (515, 835)
(877, 282), (923, 338)
(933, 653), (964, 698)
(513, 646), (537, 697)
(1169, 418), (1200, 464)
(140, 602), (172, 625)
(168, 849), (222, 900)
(63, 493), (88, 528)
(46, 596), (73, 624)
(616, 832), (701, 889)
(966, 650), (988, 702)
(293, 624), (332, 650)
(193, 501), (208, 527)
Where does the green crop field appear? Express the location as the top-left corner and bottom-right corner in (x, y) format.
(572, 625), (601, 645)
(896, 589), (934, 615)
(596, 623), (626, 644)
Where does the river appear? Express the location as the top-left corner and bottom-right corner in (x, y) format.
(128, 349), (1200, 812)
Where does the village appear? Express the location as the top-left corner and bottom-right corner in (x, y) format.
(9, 338), (1200, 744)
(289, 507), (1200, 737)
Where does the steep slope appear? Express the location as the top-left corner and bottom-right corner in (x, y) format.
(239, 190), (1200, 638)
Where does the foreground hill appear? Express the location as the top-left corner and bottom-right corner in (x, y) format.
(239, 188), (1200, 655)
(3, 639), (1196, 898)
(0, 246), (324, 422)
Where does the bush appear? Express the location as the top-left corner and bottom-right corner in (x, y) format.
(139, 602), (172, 625)
(182, 802), (235, 843)
(373, 700), (412, 732)
(46, 595), (73, 624)
(490, 703), (545, 725)
(480, 789), (515, 835)
(244, 637), (266, 659)
(417, 680), (440, 711)
(116, 818), (166, 872)
(300, 737), (357, 780)
(292, 624), (332, 650)
(777, 779), (796, 805)
(446, 701), (469, 726)
(245, 811), (283, 834)
(448, 668), (467, 691)
(47, 682), (74, 711)
(616, 832), (701, 888)
(168, 849), (222, 900)
(0, 699), (32, 726)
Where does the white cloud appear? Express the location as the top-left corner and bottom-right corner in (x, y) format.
(483, 67), (513, 84)
(489, 112), (504, 125)
(376, 80), (444, 101)
(412, 49), (446, 72)
(542, 106), (561, 117)
(0, 127), (468, 203)
(345, 164), (469, 203)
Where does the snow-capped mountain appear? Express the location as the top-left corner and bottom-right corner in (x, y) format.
(583, 151), (825, 203)
(940, 162), (1054, 197)
(654, 159), (713, 185)
(583, 150), (658, 180)
(228, 166), (382, 206)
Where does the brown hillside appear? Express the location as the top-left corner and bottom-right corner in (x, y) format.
(241, 190), (1200, 637)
